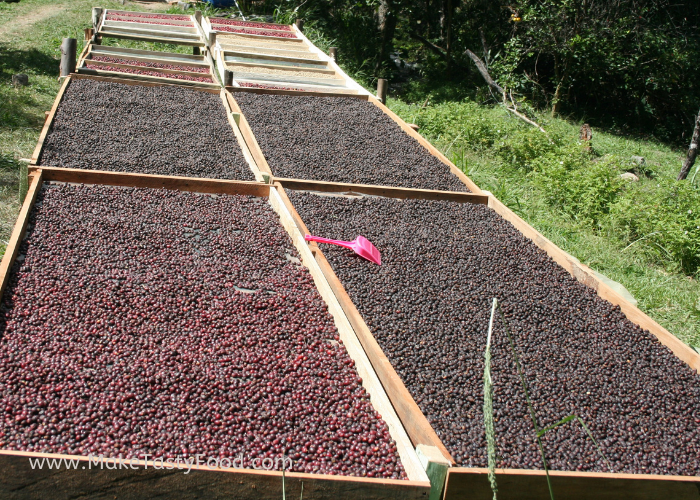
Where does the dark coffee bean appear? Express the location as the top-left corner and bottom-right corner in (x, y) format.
(39, 80), (254, 181)
(234, 93), (469, 191)
(289, 191), (700, 476)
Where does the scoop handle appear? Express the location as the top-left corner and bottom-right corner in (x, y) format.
(305, 234), (354, 250)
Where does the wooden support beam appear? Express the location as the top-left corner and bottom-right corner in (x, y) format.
(84, 28), (94, 41)
(377, 78), (388, 104)
(295, 19), (304, 32)
(59, 38), (77, 77)
(92, 7), (103, 30)
(329, 46), (338, 62)
(416, 445), (451, 500)
(0, 171), (43, 300)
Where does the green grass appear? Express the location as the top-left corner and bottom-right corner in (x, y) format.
(0, 0), (171, 252)
(388, 98), (700, 347)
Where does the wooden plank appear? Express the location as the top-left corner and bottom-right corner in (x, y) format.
(70, 72), (220, 93)
(83, 59), (211, 79)
(228, 70), (347, 88)
(0, 172), (43, 300)
(488, 196), (700, 373)
(219, 89), (265, 182)
(444, 468), (700, 500)
(87, 50), (210, 68)
(219, 32), (306, 45)
(225, 59), (336, 75)
(227, 86), (363, 98)
(209, 22), (292, 35)
(225, 92), (274, 176)
(223, 49), (327, 65)
(30, 167), (269, 197)
(107, 9), (194, 19)
(99, 24), (200, 38)
(268, 186), (429, 484)
(276, 178), (489, 204)
(209, 30), (301, 43)
(88, 44), (206, 62)
(30, 76), (71, 164)
(98, 31), (204, 46)
(273, 185), (455, 464)
(0, 450), (428, 500)
(76, 68), (218, 88)
(365, 94), (482, 194)
(102, 20), (198, 34)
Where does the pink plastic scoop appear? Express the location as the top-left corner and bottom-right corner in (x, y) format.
(305, 234), (381, 265)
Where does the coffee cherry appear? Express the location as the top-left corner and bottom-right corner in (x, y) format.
(0, 184), (406, 480)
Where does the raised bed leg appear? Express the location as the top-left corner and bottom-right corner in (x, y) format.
(417, 445), (451, 500)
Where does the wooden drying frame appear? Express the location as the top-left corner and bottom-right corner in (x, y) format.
(276, 179), (700, 500)
(224, 89), (479, 193)
(0, 168), (430, 499)
(28, 74), (259, 184)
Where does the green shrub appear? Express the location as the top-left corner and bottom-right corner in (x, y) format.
(530, 147), (625, 228)
(496, 128), (564, 171)
(608, 180), (700, 275)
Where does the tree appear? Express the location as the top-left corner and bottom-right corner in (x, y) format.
(678, 108), (700, 181)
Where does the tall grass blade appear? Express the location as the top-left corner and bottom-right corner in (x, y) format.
(495, 302), (556, 500)
(537, 415), (613, 472)
(483, 298), (499, 500)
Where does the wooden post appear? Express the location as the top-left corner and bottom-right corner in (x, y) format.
(224, 69), (234, 87)
(19, 163), (28, 204)
(329, 47), (338, 62)
(193, 46), (201, 56)
(377, 78), (388, 104)
(59, 38), (77, 78)
(580, 123), (592, 152)
(295, 19), (304, 32)
(208, 31), (217, 49)
(194, 10), (202, 24)
(416, 445), (450, 500)
(84, 28), (94, 42)
(678, 108), (700, 180)
(92, 7), (103, 31)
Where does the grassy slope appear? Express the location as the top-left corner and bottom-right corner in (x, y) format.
(0, 0), (170, 254)
(388, 99), (700, 347)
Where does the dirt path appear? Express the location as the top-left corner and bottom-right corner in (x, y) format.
(0, 4), (66, 39)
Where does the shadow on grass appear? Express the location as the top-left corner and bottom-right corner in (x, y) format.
(0, 42), (58, 79)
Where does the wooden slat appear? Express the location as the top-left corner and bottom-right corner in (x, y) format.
(223, 49), (326, 65)
(102, 20), (198, 34)
(226, 59), (336, 75)
(89, 44), (206, 62)
(30, 167), (269, 197)
(225, 91), (274, 176)
(219, 89), (265, 182)
(84, 59), (210, 78)
(0, 172), (43, 299)
(268, 187), (429, 483)
(444, 468), (700, 500)
(209, 22), (292, 35)
(30, 77), (71, 164)
(70, 72), (221, 92)
(0, 450), (428, 499)
(99, 24), (200, 39)
(228, 86), (364, 98)
(87, 50), (210, 68)
(75, 68), (218, 88)
(210, 30), (300, 43)
(277, 178), (489, 204)
(366, 94), (482, 194)
(488, 196), (700, 372)
(273, 185), (455, 464)
(98, 31), (204, 46)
